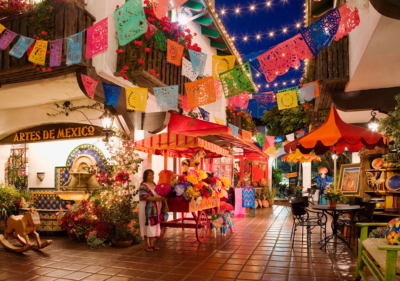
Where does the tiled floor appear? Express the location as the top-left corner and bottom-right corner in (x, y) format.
(0, 206), (365, 281)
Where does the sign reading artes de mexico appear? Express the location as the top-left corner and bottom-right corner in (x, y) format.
(0, 123), (103, 144)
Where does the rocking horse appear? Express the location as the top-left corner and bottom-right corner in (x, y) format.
(181, 149), (207, 175)
(0, 209), (52, 252)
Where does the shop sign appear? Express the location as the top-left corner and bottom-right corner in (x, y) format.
(0, 123), (103, 144)
(285, 172), (298, 178)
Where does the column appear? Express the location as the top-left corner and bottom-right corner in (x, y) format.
(302, 162), (311, 192)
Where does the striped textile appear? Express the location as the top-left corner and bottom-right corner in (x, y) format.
(134, 133), (229, 158)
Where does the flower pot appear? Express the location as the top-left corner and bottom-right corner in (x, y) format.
(328, 201), (337, 208)
(112, 240), (133, 248)
(268, 200), (274, 207)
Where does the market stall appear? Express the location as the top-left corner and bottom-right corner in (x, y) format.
(134, 133), (231, 242)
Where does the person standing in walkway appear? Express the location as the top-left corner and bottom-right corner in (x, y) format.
(138, 169), (167, 252)
(317, 167), (333, 204)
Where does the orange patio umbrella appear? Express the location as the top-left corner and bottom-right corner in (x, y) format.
(284, 107), (388, 187)
(281, 149), (321, 163)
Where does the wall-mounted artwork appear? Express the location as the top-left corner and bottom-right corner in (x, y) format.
(338, 163), (361, 196)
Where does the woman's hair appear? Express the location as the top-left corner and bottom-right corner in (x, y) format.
(142, 169), (154, 184)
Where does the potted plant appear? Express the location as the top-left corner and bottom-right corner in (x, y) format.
(0, 184), (17, 228)
(111, 229), (136, 248)
(264, 187), (278, 206)
(294, 186), (303, 197)
(323, 188), (343, 208)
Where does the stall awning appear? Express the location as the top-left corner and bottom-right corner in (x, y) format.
(168, 113), (232, 137)
(134, 133), (229, 158)
(168, 113), (268, 158)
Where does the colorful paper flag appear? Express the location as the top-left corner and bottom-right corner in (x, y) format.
(0, 30), (17, 50)
(103, 82), (122, 107)
(67, 32), (82, 66)
(185, 77), (216, 108)
(228, 124), (239, 138)
(255, 133), (265, 146)
(276, 90), (298, 110)
(299, 81), (319, 103)
(242, 130), (253, 142)
(219, 62), (256, 98)
(198, 107), (210, 121)
(301, 8), (341, 56)
(227, 92), (250, 110)
(114, 0), (147, 46)
(277, 86), (298, 93)
(28, 40), (48, 66)
(189, 50), (207, 76)
(212, 55), (235, 80)
(167, 39), (184, 66)
(214, 116), (225, 125)
(9, 36), (34, 59)
(182, 57), (198, 81)
(152, 0), (188, 19)
(154, 86), (179, 111)
(86, 17), (108, 59)
(0, 24), (5, 34)
(126, 87), (147, 111)
(50, 39), (63, 67)
(81, 74), (98, 99)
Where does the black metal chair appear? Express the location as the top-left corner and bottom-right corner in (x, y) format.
(345, 201), (376, 250)
(290, 201), (327, 250)
(286, 189), (296, 200)
(348, 197), (363, 206)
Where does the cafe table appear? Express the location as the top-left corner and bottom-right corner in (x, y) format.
(312, 204), (364, 251)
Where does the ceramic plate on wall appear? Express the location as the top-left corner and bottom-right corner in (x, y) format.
(386, 174), (400, 191)
(372, 158), (384, 169)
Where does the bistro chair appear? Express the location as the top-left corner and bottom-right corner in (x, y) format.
(290, 201), (327, 250)
(346, 201), (376, 251)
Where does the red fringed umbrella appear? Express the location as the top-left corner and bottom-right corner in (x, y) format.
(284, 107), (388, 155)
(284, 107), (388, 187)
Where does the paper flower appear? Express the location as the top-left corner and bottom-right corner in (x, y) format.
(219, 188), (227, 198)
(199, 170), (208, 180)
(170, 179), (179, 187)
(221, 202), (234, 212)
(174, 183), (186, 196)
(155, 183), (171, 196)
(186, 174), (199, 185)
(196, 196), (203, 205)
(186, 186), (200, 199)
(221, 177), (231, 190)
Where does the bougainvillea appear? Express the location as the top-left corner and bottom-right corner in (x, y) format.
(121, 0), (201, 84)
(226, 106), (256, 134)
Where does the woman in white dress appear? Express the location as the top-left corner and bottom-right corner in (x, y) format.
(138, 169), (166, 252)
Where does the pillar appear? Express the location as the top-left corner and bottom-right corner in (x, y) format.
(302, 162), (312, 192)
(352, 152), (360, 163)
(268, 157), (275, 189)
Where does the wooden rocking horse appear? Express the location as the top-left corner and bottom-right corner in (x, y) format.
(181, 149), (207, 175)
(0, 209), (52, 252)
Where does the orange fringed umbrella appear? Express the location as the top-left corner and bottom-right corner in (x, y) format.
(281, 149), (321, 163)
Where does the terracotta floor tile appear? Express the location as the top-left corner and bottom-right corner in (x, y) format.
(169, 267), (194, 275)
(245, 260), (268, 266)
(186, 275), (210, 281)
(81, 274), (110, 281)
(117, 269), (144, 277)
(28, 268), (56, 275)
(149, 265), (174, 273)
(200, 263), (221, 270)
(159, 273), (187, 281)
(61, 263), (88, 271)
(62, 271), (92, 280)
(137, 271), (164, 279)
(106, 277), (131, 281)
(220, 264), (242, 271)
(226, 259), (246, 265)
(44, 269), (74, 278)
(160, 260), (182, 266)
(242, 265), (265, 272)
(97, 267), (124, 275)
(80, 265), (106, 273)
(31, 277), (57, 281)
(264, 267), (290, 275)
(215, 270), (239, 278)
(191, 268), (216, 276)
(287, 275), (314, 281)
(237, 272), (263, 280)
(262, 273), (288, 281)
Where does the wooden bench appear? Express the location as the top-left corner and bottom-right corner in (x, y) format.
(356, 223), (400, 281)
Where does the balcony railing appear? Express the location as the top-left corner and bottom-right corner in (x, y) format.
(0, 3), (95, 86)
(314, 36), (349, 110)
(115, 40), (190, 96)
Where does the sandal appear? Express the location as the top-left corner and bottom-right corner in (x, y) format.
(152, 246), (160, 250)
(145, 247), (153, 252)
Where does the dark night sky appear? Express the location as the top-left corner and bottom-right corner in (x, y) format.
(215, 0), (305, 93)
